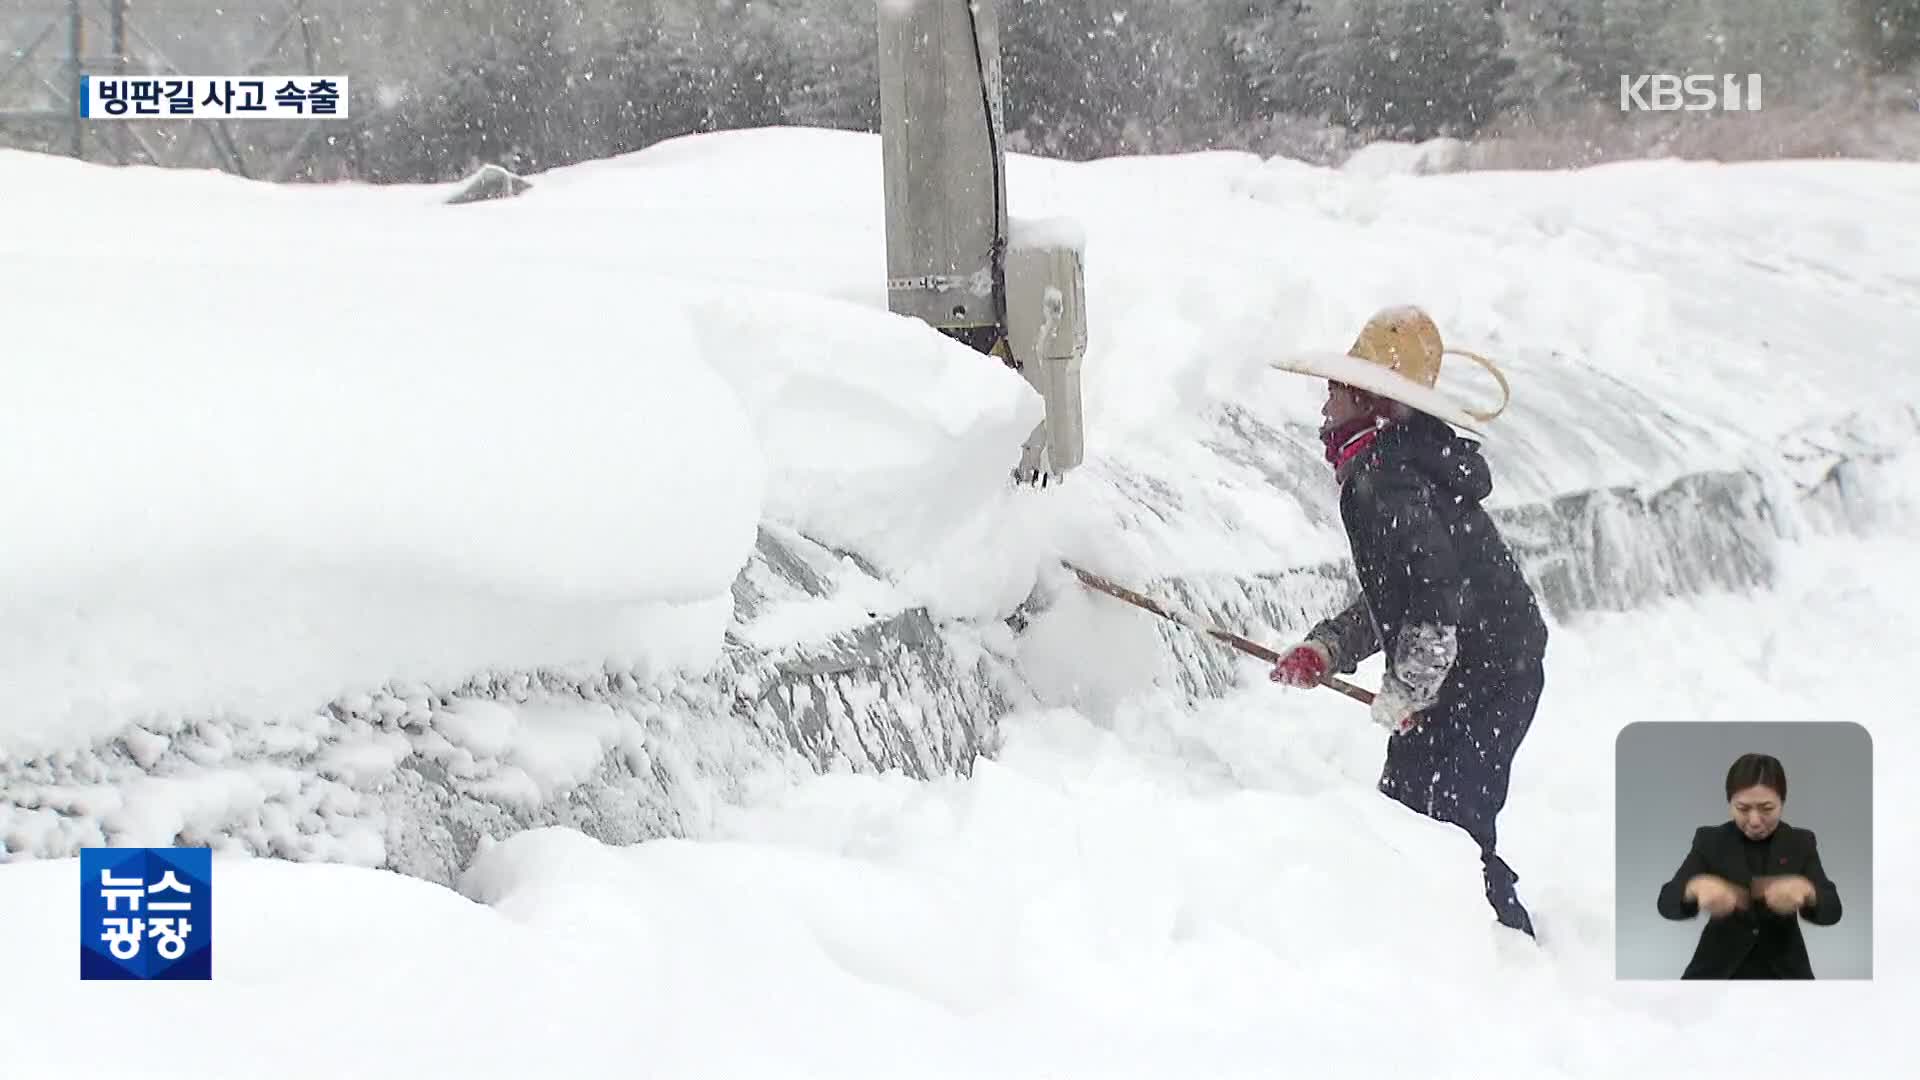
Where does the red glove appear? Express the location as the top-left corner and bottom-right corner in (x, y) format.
(1269, 642), (1330, 688)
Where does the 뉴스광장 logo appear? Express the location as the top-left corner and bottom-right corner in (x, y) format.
(80, 847), (212, 980)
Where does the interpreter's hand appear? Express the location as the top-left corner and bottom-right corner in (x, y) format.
(1685, 874), (1748, 918)
(1754, 874), (1817, 915)
(1269, 641), (1331, 689)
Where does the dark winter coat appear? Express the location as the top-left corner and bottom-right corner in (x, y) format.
(1307, 412), (1548, 701)
(1656, 820), (1843, 979)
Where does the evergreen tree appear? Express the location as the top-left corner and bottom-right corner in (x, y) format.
(1496, 0), (1587, 123)
(1229, 0), (1515, 140)
(999, 1), (1241, 158)
(355, 0), (575, 180)
(999, 0), (1112, 157)
(775, 0), (880, 132)
(1850, 0), (1920, 72)
(1525, 0), (1665, 98)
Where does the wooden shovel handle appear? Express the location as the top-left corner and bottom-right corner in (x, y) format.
(1064, 562), (1377, 706)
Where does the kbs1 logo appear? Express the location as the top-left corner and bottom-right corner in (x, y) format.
(80, 847), (213, 980)
(1619, 73), (1763, 112)
(79, 75), (349, 119)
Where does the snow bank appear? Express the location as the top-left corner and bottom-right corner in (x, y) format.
(1, 524), (1912, 1078)
(2, 126), (1918, 858)
(9, 135), (1918, 640)
(1, 257), (755, 595)
(685, 288), (1043, 592)
(0, 251), (760, 760)
(0, 855), (650, 1078)
(1010, 215), (1088, 253)
(1340, 137), (1470, 177)
(0, 528), (1011, 880)
(0, 143), (1041, 762)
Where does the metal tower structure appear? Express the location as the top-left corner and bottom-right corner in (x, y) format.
(0, 0), (337, 180)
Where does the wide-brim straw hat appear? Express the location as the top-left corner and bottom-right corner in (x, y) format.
(1269, 306), (1510, 436)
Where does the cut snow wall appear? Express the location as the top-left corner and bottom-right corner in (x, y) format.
(0, 527), (1022, 885)
(2, 407), (1914, 886)
(1149, 469), (1787, 701)
(1146, 407), (1919, 701)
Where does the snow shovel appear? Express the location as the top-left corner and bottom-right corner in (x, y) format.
(1062, 561), (1376, 706)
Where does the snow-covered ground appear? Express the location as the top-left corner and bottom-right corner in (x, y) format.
(2, 524), (1914, 1079)
(3, 128), (1919, 1076)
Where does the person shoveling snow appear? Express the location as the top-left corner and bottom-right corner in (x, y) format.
(1266, 306), (1550, 939)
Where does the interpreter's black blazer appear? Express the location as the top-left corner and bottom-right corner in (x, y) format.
(1656, 820), (1842, 979)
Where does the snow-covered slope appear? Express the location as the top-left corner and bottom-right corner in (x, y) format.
(2, 130), (1918, 1077)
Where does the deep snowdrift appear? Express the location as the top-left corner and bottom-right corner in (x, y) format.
(0, 142), (1043, 759)
(1, 525), (1914, 1079)
(2, 129), (1918, 1077)
(4, 131), (1918, 759)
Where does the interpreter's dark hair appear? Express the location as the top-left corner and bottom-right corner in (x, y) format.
(1725, 753), (1787, 802)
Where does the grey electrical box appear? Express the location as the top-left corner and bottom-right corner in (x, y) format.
(877, 0), (1008, 334)
(1005, 226), (1088, 481)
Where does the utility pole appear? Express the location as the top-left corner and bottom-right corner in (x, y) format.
(877, 0), (1087, 486)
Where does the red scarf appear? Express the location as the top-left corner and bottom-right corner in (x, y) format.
(1322, 416), (1384, 475)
